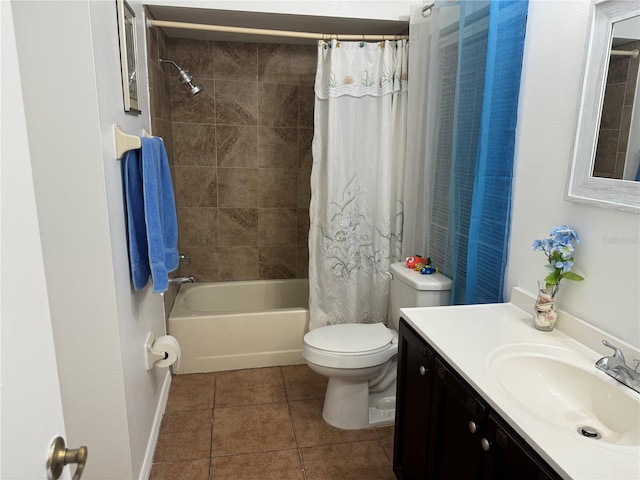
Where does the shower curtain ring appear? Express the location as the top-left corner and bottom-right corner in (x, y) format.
(422, 1), (435, 17)
(360, 34), (365, 48)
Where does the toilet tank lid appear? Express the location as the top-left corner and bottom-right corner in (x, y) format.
(390, 262), (453, 291)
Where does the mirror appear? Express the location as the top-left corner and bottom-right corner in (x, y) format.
(567, 0), (640, 213)
(593, 17), (640, 180)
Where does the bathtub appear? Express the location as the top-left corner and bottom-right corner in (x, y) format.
(168, 279), (310, 374)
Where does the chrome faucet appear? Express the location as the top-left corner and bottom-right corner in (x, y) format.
(169, 276), (195, 285)
(595, 339), (640, 394)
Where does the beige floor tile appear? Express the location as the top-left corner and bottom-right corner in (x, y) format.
(289, 399), (377, 448)
(215, 367), (286, 407)
(210, 449), (304, 479)
(300, 440), (396, 480)
(281, 364), (328, 401)
(165, 373), (216, 412)
(212, 402), (296, 456)
(154, 409), (213, 462)
(379, 436), (394, 463)
(375, 425), (395, 439)
(149, 459), (210, 480)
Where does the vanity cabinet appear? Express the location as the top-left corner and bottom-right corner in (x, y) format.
(482, 413), (558, 480)
(393, 318), (561, 480)
(393, 316), (436, 479)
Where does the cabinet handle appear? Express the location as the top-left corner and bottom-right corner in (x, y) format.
(419, 365), (428, 376)
(468, 421), (477, 434)
(480, 438), (491, 451)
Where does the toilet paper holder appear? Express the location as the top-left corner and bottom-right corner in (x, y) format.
(144, 332), (180, 371)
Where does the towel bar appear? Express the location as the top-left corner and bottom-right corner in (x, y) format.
(114, 125), (153, 159)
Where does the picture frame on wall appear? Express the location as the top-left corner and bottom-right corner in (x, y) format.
(117, 0), (141, 113)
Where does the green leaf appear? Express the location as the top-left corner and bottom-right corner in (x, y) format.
(562, 272), (584, 281)
(544, 269), (561, 285)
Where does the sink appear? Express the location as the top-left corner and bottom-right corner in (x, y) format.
(488, 344), (640, 446)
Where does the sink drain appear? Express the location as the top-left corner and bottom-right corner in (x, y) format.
(577, 426), (602, 439)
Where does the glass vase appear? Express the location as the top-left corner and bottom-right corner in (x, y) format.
(534, 281), (559, 331)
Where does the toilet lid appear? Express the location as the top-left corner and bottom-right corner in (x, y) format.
(304, 323), (393, 354)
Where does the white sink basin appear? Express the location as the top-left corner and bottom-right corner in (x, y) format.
(488, 344), (640, 446)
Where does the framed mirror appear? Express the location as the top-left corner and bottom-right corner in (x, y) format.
(117, 0), (141, 114)
(567, 0), (640, 213)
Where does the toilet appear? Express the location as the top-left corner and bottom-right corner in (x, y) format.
(303, 262), (452, 429)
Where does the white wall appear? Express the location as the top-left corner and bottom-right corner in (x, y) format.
(11, 0), (168, 478)
(506, 0), (640, 347)
(87, 1), (169, 475)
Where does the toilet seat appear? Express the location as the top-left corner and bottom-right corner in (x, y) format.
(303, 323), (397, 369)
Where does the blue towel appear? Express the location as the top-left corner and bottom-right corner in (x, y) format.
(123, 148), (150, 290)
(123, 137), (179, 293)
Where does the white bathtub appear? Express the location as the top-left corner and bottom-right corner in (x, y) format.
(168, 279), (310, 374)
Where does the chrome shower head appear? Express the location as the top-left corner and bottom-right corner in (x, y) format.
(159, 59), (204, 97)
(187, 83), (204, 97)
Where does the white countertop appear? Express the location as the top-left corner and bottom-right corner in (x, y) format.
(400, 290), (640, 480)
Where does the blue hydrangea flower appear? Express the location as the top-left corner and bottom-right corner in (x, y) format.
(558, 243), (575, 259)
(555, 260), (573, 272)
(533, 225), (584, 285)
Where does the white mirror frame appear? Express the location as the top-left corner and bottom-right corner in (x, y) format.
(567, 0), (640, 213)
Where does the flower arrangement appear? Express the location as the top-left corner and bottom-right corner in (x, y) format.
(532, 225), (584, 285)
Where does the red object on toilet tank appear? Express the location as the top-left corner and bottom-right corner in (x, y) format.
(405, 255), (427, 269)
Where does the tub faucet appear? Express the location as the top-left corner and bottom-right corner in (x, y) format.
(169, 276), (195, 285)
(595, 339), (640, 394)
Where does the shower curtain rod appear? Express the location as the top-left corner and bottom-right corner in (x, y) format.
(611, 48), (639, 58)
(147, 19), (408, 41)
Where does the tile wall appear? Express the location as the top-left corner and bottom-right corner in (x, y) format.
(594, 39), (640, 179)
(147, 27), (316, 284)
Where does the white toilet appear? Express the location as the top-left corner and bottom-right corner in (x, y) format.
(303, 262), (452, 429)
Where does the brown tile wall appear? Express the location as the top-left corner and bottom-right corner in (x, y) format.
(148, 31), (316, 283)
(594, 40), (640, 179)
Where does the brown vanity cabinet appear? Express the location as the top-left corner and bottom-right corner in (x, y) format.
(393, 318), (562, 480)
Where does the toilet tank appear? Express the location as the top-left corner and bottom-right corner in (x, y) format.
(388, 262), (452, 330)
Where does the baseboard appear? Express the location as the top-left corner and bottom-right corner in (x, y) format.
(139, 370), (172, 480)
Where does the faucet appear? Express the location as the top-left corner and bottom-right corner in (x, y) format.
(595, 339), (640, 394)
(169, 276), (195, 285)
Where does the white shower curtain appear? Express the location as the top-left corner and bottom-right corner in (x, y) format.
(309, 39), (408, 329)
(402, 4), (437, 259)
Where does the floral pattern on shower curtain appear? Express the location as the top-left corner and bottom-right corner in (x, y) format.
(309, 39), (408, 329)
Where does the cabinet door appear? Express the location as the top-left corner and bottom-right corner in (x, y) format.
(482, 414), (562, 480)
(428, 358), (487, 480)
(393, 319), (436, 479)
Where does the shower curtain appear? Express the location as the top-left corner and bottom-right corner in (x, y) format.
(309, 39), (408, 329)
(414, 0), (528, 305)
(402, 4), (437, 259)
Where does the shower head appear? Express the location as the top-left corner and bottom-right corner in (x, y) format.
(159, 59), (204, 98)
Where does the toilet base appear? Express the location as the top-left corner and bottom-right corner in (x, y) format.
(368, 390), (396, 427)
(322, 377), (396, 430)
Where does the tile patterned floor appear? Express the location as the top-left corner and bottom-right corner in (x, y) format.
(150, 365), (395, 480)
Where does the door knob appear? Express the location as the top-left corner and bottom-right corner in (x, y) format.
(47, 436), (88, 480)
(419, 365), (428, 376)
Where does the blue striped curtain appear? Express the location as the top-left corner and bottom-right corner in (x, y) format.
(464, 0), (529, 303)
(429, 0), (528, 305)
